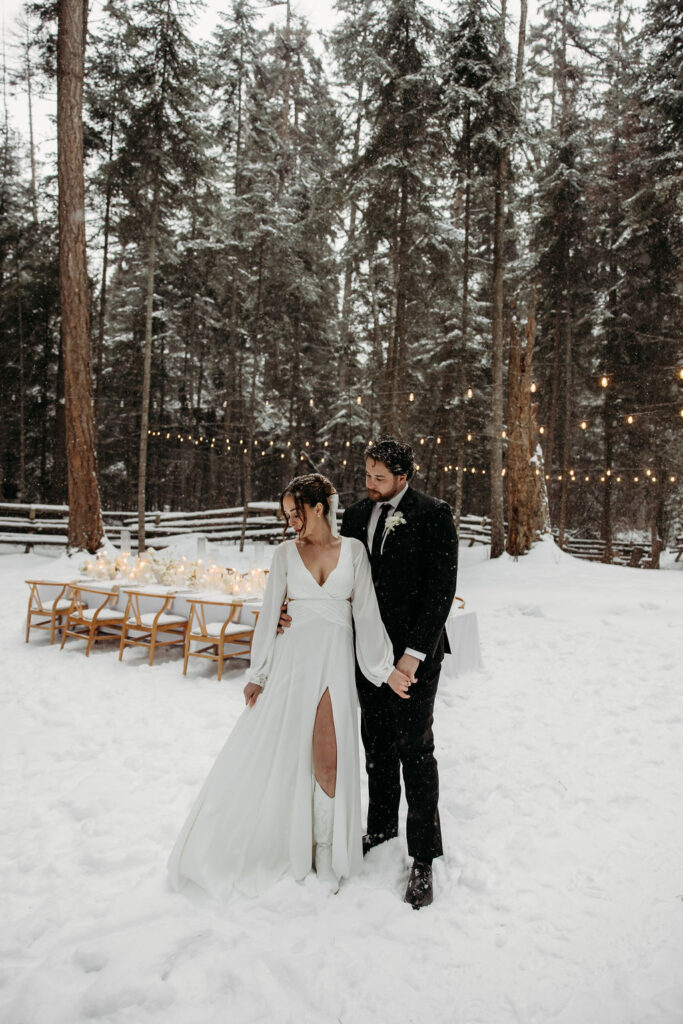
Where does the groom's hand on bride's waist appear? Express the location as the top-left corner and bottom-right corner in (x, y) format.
(277, 602), (292, 634)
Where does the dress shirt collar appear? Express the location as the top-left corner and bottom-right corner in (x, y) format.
(383, 482), (409, 511)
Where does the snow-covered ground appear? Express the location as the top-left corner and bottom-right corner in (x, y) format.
(1, 540), (682, 1024)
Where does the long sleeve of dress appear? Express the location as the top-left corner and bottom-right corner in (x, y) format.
(247, 543), (288, 688)
(349, 539), (395, 688)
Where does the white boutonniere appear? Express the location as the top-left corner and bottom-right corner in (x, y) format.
(384, 510), (406, 536)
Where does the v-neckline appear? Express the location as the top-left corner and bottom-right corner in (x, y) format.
(293, 536), (344, 588)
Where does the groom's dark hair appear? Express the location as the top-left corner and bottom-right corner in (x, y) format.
(364, 437), (416, 480)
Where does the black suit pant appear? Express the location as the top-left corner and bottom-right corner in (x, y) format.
(357, 663), (443, 863)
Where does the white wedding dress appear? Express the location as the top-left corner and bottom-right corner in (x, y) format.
(168, 535), (395, 899)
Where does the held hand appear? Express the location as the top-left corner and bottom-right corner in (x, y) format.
(277, 602), (292, 635)
(243, 682), (263, 707)
(387, 667), (412, 699)
(396, 653), (419, 683)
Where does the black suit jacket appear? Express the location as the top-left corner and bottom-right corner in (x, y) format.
(341, 487), (459, 675)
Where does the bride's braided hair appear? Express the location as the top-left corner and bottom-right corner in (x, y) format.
(280, 474), (337, 535)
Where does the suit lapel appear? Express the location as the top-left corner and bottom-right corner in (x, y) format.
(350, 498), (373, 552)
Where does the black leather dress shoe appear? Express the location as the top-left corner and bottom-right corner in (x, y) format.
(404, 860), (433, 909)
(362, 829), (398, 856)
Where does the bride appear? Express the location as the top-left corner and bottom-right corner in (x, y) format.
(168, 473), (412, 899)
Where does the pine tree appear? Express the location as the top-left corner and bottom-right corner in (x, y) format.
(57, 0), (104, 550)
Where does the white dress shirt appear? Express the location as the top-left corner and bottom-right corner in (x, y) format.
(366, 484), (425, 663)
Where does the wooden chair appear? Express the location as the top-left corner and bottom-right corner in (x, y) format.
(25, 580), (72, 644)
(119, 590), (189, 666)
(183, 599), (260, 681)
(60, 584), (126, 656)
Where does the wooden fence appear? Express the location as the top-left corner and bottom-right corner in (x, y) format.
(0, 501), (676, 566)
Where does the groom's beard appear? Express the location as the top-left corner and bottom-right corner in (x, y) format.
(366, 486), (402, 502)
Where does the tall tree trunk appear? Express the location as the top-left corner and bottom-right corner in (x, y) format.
(15, 258), (26, 501)
(490, 148), (507, 558)
(57, 0), (103, 551)
(545, 309), (561, 476)
(339, 78), (364, 399)
(506, 292), (550, 555)
(369, 252), (383, 436)
(491, 0), (527, 557)
(557, 287), (572, 547)
(454, 111), (473, 526)
(49, 338), (68, 503)
(241, 240), (264, 551)
(22, 18), (39, 224)
(137, 176), (160, 551)
(94, 108), (117, 422)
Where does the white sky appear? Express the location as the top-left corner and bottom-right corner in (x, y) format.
(3, 0), (528, 152)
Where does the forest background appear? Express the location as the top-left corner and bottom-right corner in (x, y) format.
(1, 0), (681, 556)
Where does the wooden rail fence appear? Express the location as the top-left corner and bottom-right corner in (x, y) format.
(1, 501), (678, 566)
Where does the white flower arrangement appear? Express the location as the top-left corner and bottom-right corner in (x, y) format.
(384, 510), (407, 536)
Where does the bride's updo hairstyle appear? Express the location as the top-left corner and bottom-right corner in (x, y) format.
(280, 473), (336, 536)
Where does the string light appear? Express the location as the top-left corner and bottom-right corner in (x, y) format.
(409, 393), (415, 402)
(600, 376), (609, 388)
(627, 415), (634, 424)
(539, 426), (545, 434)
(530, 382), (537, 393)
(146, 432), (680, 486)
(580, 421), (587, 430)
(467, 388), (473, 399)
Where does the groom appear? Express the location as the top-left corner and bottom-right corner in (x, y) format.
(341, 437), (458, 908)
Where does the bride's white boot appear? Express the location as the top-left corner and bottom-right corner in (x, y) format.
(313, 781), (339, 893)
